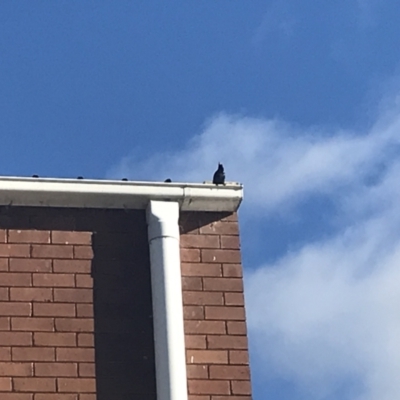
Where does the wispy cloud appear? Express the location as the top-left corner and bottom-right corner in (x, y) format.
(108, 92), (400, 399)
(252, 3), (297, 47)
(108, 107), (400, 216)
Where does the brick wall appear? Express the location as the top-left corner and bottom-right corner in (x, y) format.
(180, 212), (252, 400)
(0, 207), (156, 400)
(0, 206), (251, 400)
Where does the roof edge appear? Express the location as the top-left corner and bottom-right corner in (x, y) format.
(0, 176), (243, 212)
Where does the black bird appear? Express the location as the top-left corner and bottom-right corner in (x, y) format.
(164, 178), (172, 183)
(212, 163), (225, 185)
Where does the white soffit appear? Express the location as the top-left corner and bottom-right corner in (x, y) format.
(0, 176), (243, 212)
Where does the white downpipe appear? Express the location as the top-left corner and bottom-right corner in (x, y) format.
(146, 200), (188, 400)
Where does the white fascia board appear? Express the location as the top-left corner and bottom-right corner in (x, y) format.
(0, 176), (243, 212)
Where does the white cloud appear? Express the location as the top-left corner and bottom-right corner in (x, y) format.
(242, 111), (400, 398)
(108, 94), (400, 400)
(246, 198), (400, 399)
(108, 109), (400, 216)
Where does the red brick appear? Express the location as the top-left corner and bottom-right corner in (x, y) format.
(205, 307), (245, 321)
(56, 348), (94, 362)
(0, 362), (32, 376)
(8, 230), (50, 244)
(0, 259), (8, 271)
(0, 230), (5, 243)
(77, 333), (94, 347)
(0, 318), (10, 330)
(10, 288), (52, 302)
(1, 393), (33, 400)
(34, 333), (76, 347)
(181, 249), (200, 262)
(203, 278), (243, 292)
(188, 397), (210, 400)
(209, 365), (250, 380)
(33, 273), (75, 288)
(12, 318), (54, 332)
(0, 288), (9, 301)
(231, 380), (251, 395)
(33, 303), (75, 317)
(184, 306), (204, 320)
(220, 213), (238, 222)
(181, 263), (222, 277)
(222, 264), (243, 278)
(0, 332), (32, 346)
(54, 289), (92, 303)
(185, 321), (226, 335)
(212, 397), (251, 400)
(34, 362), (77, 377)
(182, 277), (202, 291)
(0, 273), (32, 287)
(75, 275), (93, 288)
(187, 364), (208, 379)
(207, 336), (248, 350)
(1, 394), (32, 400)
(181, 235), (220, 249)
(35, 395), (77, 400)
(53, 260), (91, 274)
(220, 236), (240, 249)
(9, 259), (51, 273)
(229, 351), (249, 365)
(185, 335), (207, 349)
(183, 292), (224, 306)
(199, 221), (238, 235)
(224, 292), (244, 306)
(57, 378), (96, 393)
(12, 348), (55, 362)
(78, 363), (95, 377)
(0, 302), (31, 316)
(31, 245), (73, 259)
(0, 377), (11, 390)
(79, 395), (96, 400)
(13, 377), (55, 392)
(73, 246), (93, 260)
(76, 304), (93, 318)
(0, 348), (11, 361)
(55, 318), (94, 333)
(227, 322), (247, 335)
(188, 380), (230, 395)
(0, 244), (30, 258)
(202, 250), (241, 264)
(187, 350), (228, 364)
(52, 231), (92, 245)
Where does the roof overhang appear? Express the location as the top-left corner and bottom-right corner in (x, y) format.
(0, 176), (243, 212)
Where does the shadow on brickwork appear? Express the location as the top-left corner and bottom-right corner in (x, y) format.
(90, 210), (156, 400)
(179, 211), (235, 234)
(0, 206), (157, 400)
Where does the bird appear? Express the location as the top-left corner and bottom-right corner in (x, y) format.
(164, 178), (172, 183)
(212, 163), (225, 185)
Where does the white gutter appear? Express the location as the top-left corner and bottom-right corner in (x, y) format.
(0, 176), (242, 212)
(147, 201), (187, 400)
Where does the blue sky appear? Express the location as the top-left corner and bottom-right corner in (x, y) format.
(2, 2), (400, 399)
